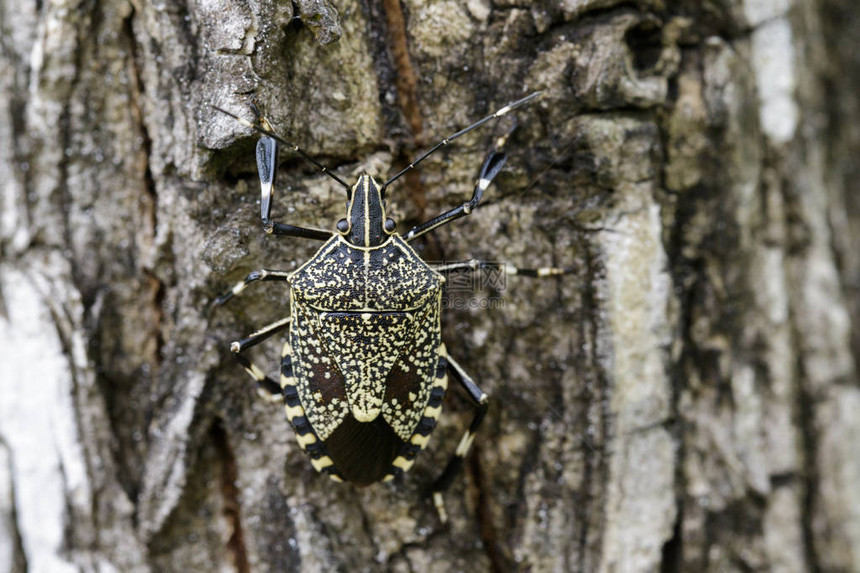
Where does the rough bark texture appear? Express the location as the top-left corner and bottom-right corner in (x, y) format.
(1, 0), (859, 572)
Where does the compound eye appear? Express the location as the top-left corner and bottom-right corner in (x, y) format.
(384, 218), (396, 233)
(337, 218), (350, 234)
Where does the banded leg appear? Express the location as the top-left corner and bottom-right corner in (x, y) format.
(213, 103), (350, 191)
(255, 134), (332, 240)
(385, 92), (541, 189)
(432, 259), (575, 278)
(382, 351), (450, 482)
(213, 268), (292, 306)
(213, 103), (339, 238)
(279, 341), (344, 482)
(230, 316), (291, 401)
(432, 352), (489, 524)
(405, 131), (512, 242)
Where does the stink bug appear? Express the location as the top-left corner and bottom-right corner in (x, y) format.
(213, 93), (572, 521)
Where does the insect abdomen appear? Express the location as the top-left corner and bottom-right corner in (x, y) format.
(324, 416), (404, 485)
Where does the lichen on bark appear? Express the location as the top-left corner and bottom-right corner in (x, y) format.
(1, 0), (859, 572)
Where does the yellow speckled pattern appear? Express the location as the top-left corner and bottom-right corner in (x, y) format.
(289, 234), (444, 445)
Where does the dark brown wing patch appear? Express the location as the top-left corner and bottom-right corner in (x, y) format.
(318, 311), (411, 422)
(290, 299), (349, 441)
(381, 297), (441, 440)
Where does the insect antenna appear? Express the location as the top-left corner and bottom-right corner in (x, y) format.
(213, 105), (350, 191)
(382, 91), (542, 190)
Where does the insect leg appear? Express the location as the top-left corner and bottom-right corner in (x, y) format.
(230, 316), (291, 401)
(431, 259), (575, 278)
(213, 103), (349, 190)
(384, 92), (540, 189)
(405, 134), (510, 242)
(255, 134), (334, 240)
(213, 268), (291, 306)
(431, 352), (489, 524)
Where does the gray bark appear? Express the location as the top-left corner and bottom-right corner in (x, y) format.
(1, 0), (859, 572)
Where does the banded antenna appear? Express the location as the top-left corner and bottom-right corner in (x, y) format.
(213, 105), (350, 191)
(382, 91), (542, 191)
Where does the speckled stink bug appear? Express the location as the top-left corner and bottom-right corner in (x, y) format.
(213, 93), (572, 520)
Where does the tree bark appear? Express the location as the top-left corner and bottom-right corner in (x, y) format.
(1, 0), (859, 572)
